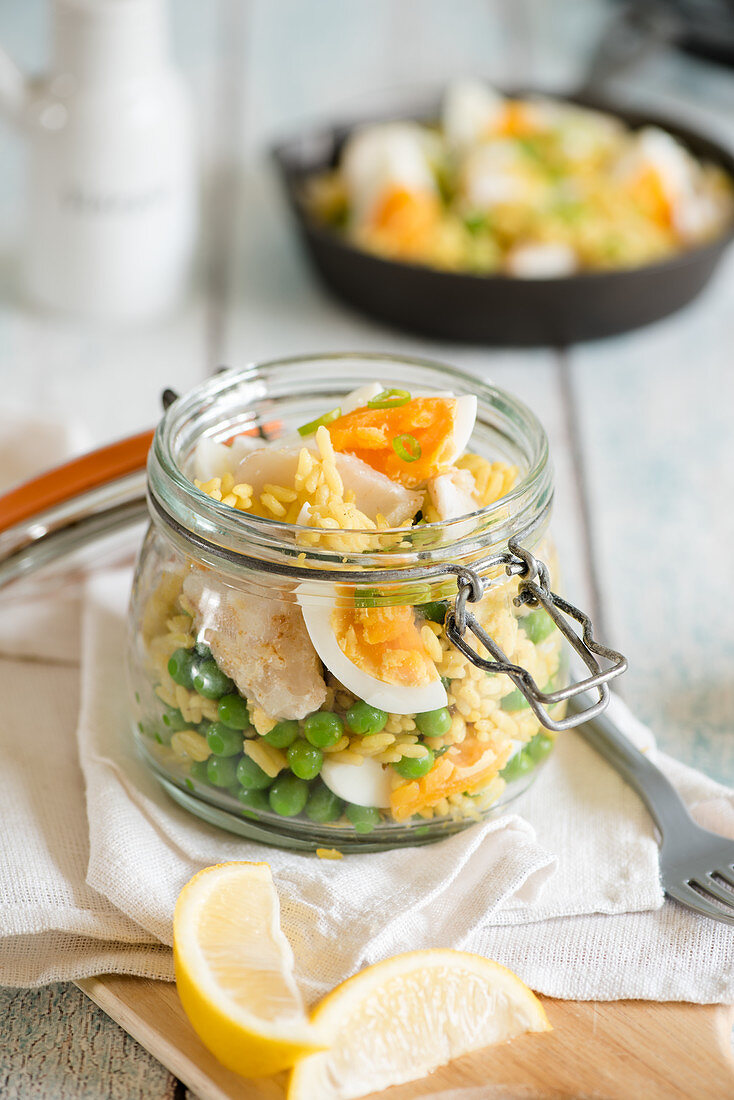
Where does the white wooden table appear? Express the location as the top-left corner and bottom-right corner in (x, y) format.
(2, 1), (733, 1095)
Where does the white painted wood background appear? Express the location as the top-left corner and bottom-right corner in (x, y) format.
(1, 0), (733, 1095)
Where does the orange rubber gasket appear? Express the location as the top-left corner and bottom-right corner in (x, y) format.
(0, 428), (154, 536)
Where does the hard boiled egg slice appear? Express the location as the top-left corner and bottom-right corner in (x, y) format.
(321, 755), (393, 809)
(442, 79), (506, 152)
(297, 585), (448, 715)
(444, 393), (477, 465)
(341, 381), (385, 415)
(326, 393), (477, 488)
(342, 122), (439, 227)
(615, 127), (700, 232)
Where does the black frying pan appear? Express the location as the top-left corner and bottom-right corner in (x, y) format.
(272, 92), (734, 346)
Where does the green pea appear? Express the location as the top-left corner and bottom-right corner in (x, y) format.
(419, 600), (447, 624)
(193, 659), (235, 700)
(392, 748), (435, 779)
(345, 804), (381, 834)
(189, 760), (210, 783)
(305, 781), (343, 824)
(263, 720), (300, 748)
(501, 679), (554, 713)
(205, 721), (244, 757)
(501, 684), (530, 711)
(345, 700), (387, 736)
(519, 608), (555, 644)
(217, 694), (249, 730)
(415, 708), (452, 738)
(206, 754), (239, 788)
(304, 711), (344, 748)
(161, 706), (188, 732)
(501, 750), (534, 783)
(527, 732), (554, 763)
(287, 740), (323, 780)
(168, 648), (195, 689)
(237, 787), (271, 813)
(269, 774), (309, 817)
(236, 754), (272, 790)
(194, 642), (212, 660)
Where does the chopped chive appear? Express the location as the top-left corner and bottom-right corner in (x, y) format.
(297, 406), (341, 437)
(367, 388), (411, 409)
(392, 433), (421, 462)
(354, 587), (381, 608)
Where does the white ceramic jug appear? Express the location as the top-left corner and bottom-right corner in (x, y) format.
(0, 0), (197, 322)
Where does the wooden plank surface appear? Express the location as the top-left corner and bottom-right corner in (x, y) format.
(77, 975), (734, 1100)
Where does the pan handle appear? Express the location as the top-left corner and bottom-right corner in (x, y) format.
(578, 2), (679, 99)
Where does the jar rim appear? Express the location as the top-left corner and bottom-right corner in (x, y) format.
(148, 352), (553, 577)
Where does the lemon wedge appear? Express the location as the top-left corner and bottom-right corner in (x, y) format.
(173, 862), (326, 1077)
(288, 949), (551, 1100)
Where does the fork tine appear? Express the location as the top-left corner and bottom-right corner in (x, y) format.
(695, 876), (734, 911)
(666, 881), (734, 925)
(715, 865), (734, 888)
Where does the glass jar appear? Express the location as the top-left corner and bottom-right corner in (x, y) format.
(127, 353), (624, 852)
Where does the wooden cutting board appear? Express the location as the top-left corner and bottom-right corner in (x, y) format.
(77, 974), (734, 1099)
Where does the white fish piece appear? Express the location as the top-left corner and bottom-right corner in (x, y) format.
(460, 140), (539, 209)
(192, 434), (260, 482)
(427, 467), (479, 521)
(442, 79), (506, 152)
(182, 571), (327, 720)
(235, 447), (422, 527)
(342, 122), (439, 226)
(235, 446), (302, 494)
(505, 242), (577, 278)
(321, 755), (393, 809)
(334, 453), (422, 526)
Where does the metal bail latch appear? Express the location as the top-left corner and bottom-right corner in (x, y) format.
(445, 537), (628, 732)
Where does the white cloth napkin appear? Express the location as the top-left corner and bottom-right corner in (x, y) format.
(3, 562), (733, 1001)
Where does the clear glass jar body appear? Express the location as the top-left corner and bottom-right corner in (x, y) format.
(127, 354), (567, 852)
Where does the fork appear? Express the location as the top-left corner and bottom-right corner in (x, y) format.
(573, 698), (734, 926)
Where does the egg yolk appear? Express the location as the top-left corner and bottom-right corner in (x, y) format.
(369, 186), (441, 258)
(495, 100), (537, 138)
(390, 736), (512, 821)
(327, 397), (457, 487)
(627, 167), (673, 227)
(331, 604), (438, 687)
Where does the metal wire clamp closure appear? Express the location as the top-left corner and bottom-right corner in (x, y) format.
(445, 537), (628, 732)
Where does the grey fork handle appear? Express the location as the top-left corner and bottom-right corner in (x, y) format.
(572, 697), (696, 841)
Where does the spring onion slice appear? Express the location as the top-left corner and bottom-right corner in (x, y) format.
(392, 433), (422, 462)
(297, 406), (342, 437)
(367, 388), (411, 409)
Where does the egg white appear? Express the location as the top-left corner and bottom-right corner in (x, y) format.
(342, 122), (439, 227)
(297, 584), (448, 715)
(407, 390), (477, 465)
(445, 393), (477, 464)
(320, 755), (393, 808)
